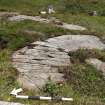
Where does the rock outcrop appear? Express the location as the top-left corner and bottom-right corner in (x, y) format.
(8, 15), (86, 31)
(0, 101), (24, 105)
(45, 35), (105, 52)
(12, 43), (70, 89)
(12, 35), (105, 89)
(0, 12), (19, 19)
(86, 58), (105, 75)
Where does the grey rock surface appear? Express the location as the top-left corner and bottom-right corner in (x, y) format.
(0, 101), (24, 105)
(12, 43), (70, 89)
(8, 15), (86, 31)
(12, 35), (105, 89)
(45, 35), (105, 52)
(0, 12), (19, 19)
(86, 58), (105, 75)
(61, 23), (86, 30)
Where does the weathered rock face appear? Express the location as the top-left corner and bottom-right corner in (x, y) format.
(86, 58), (105, 75)
(0, 101), (24, 105)
(12, 35), (105, 89)
(45, 35), (105, 52)
(12, 43), (70, 89)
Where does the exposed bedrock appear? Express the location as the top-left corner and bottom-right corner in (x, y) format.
(86, 58), (105, 76)
(8, 15), (86, 31)
(12, 35), (105, 89)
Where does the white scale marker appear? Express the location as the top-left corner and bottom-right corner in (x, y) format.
(10, 88), (73, 101)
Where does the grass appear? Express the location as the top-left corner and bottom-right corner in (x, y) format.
(1, 0), (105, 105)
(0, 0), (105, 16)
(68, 49), (105, 63)
(0, 49), (19, 101)
(0, 17), (105, 105)
(0, 19), (73, 50)
(0, 0), (61, 15)
(65, 64), (105, 97)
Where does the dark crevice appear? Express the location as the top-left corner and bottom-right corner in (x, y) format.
(0, 37), (8, 49)
(47, 54), (54, 58)
(32, 58), (43, 61)
(27, 43), (36, 49)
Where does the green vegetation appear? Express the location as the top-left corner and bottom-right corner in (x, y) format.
(69, 49), (105, 63)
(62, 0), (105, 15)
(43, 79), (62, 97)
(65, 64), (105, 97)
(0, 0), (105, 105)
(55, 14), (105, 40)
(0, 0), (105, 16)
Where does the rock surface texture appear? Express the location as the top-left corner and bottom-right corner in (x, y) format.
(45, 35), (105, 52)
(8, 15), (86, 31)
(12, 35), (105, 89)
(0, 12), (19, 19)
(0, 101), (24, 105)
(86, 58), (105, 75)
